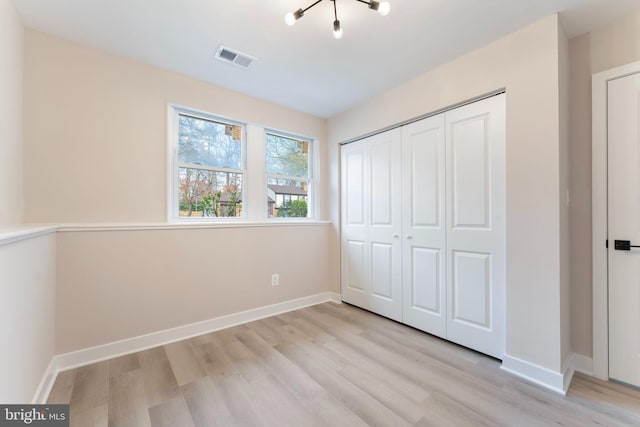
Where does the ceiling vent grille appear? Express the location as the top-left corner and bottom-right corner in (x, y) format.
(215, 45), (256, 69)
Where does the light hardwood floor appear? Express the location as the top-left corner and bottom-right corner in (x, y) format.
(48, 302), (640, 426)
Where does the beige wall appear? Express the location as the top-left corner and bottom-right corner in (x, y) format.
(329, 15), (566, 372)
(23, 29), (329, 223)
(0, 0), (23, 227)
(568, 11), (640, 358)
(0, 234), (56, 402)
(56, 225), (332, 353)
(23, 31), (338, 354)
(591, 11), (640, 74)
(569, 33), (593, 358)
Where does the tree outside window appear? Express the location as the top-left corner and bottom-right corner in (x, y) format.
(177, 114), (245, 218)
(265, 133), (312, 218)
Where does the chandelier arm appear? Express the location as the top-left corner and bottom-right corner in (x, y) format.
(302, 0), (325, 14)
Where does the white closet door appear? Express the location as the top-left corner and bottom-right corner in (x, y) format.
(445, 94), (506, 359)
(401, 114), (447, 337)
(341, 141), (369, 309)
(341, 129), (403, 321)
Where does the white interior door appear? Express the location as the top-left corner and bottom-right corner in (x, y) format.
(608, 72), (640, 387)
(341, 129), (403, 321)
(401, 114), (447, 337)
(445, 94), (506, 359)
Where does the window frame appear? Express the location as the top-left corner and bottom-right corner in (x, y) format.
(264, 130), (314, 219)
(168, 105), (247, 221)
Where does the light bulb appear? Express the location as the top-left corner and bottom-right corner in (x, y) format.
(333, 20), (343, 39)
(378, 1), (390, 16)
(285, 12), (296, 26)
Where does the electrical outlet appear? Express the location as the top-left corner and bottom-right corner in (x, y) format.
(271, 273), (280, 286)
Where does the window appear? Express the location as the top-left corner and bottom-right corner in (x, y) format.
(176, 112), (245, 218)
(170, 106), (318, 222)
(265, 133), (312, 218)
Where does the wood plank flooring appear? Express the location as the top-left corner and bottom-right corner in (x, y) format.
(48, 302), (640, 426)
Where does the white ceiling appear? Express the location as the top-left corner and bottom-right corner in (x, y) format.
(13, 0), (640, 118)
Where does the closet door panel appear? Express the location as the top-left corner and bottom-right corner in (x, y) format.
(411, 136), (440, 226)
(411, 247), (442, 313)
(401, 114), (447, 337)
(446, 94), (506, 359)
(341, 129), (402, 321)
(341, 143), (370, 308)
(371, 242), (393, 298)
(451, 250), (491, 328)
(368, 130), (403, 321)
(371, 142), (393, 225)
(345, 240), (366, 292)
(345, 149), (365, 226)
(451, 117), (489, 228)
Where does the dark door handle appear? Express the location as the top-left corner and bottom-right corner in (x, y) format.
(614, 240), (640, 251)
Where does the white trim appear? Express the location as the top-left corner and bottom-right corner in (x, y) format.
(0, 226), (57, 247)
(52, 292), (340, 374)
(567, 353), (594, 376)
(32, 359), (57, 404)
(501, 352), (594, 396)
(328, 292), (342, 304)
(167, 104), (249, 222)
(56, 220), (330, 232)
(592, 60), (640, 381)
(10, 221), (330, 234)
(501, 355), (566, 395)
(167, 104), (179, 222)
(561, 353), (594, 394)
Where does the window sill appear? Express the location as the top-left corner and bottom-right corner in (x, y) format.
(56, 220), (331, 232)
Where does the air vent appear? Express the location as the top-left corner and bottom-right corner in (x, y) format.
(215, 45), (256, 69)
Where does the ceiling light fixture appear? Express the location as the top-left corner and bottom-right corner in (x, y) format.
(285, 0), (390, 39)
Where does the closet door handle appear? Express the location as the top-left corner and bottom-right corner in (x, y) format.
(392, 234), (399, 238)
(406, 235), (413, 240)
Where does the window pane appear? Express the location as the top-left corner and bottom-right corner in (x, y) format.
(179, 114), (242, 169)
(179, 167), (243, 217)
(267, 178), (308, 218)
(265, 134), (309, 176)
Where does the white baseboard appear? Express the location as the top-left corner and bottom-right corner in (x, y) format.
(560, 353), (594, 393)
(501, 355), (567, 395)
(32, 358), (58, 404)
(35, 291), (341, 403)
(501, 352), (594, 395)
(567, 353), (593, 376)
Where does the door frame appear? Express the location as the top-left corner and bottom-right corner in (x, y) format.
(592, 60), (640, 380)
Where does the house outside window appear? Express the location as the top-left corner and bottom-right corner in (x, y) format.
(265, 132), (312, 218)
